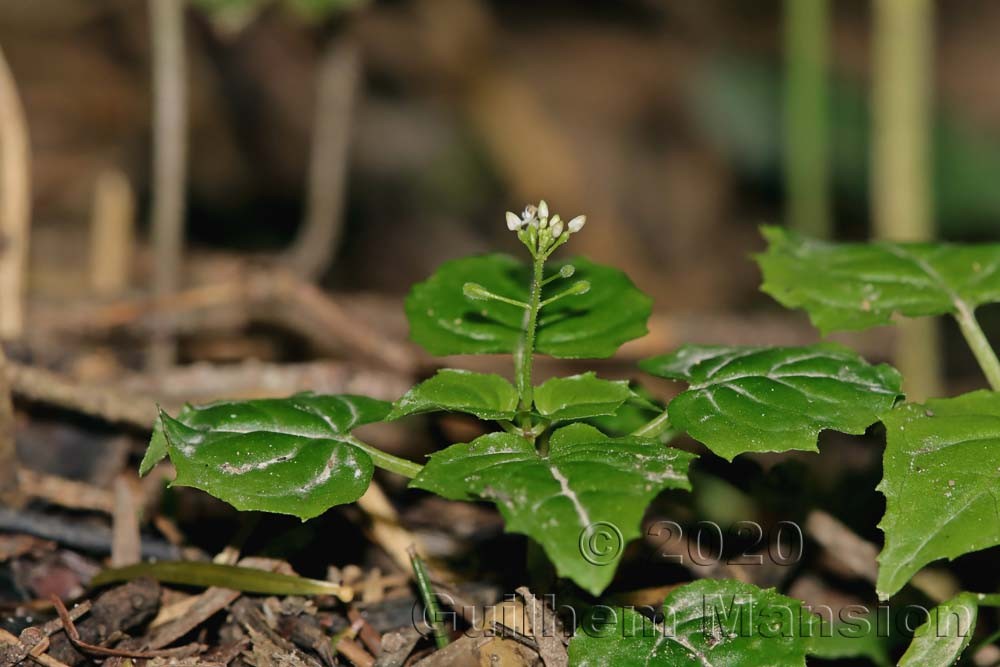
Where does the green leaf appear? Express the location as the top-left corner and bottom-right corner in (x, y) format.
(898, 593), (978, 667)
(534, 372), (635, 421)
(639, 343), (902, 460)
(405, 254), (652, 359)
(139, 414), (170, 476)
(756, 225), (1000, 333)
(877, 391), (1000, 598)
(411, 424), (693, 595)
(568, 579), (808, 666)
(804, 617), (891, 667)
(156, 393), (390, 520)
(388, 369), (518, 421)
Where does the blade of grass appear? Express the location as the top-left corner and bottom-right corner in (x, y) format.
(91, 561), (353, 602)
(408, 545), (449, 649)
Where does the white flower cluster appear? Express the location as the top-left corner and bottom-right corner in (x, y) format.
(505, 200), (586, 257)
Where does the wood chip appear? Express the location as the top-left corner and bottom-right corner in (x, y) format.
(516, 587), (567, 667)
(372, 627), (421, 667)
(111, 475), (141, 567)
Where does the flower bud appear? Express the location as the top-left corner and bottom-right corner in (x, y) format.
(568, 280), (591, 296)
(463, 282), (493, 300)
(559, 264), (575, 278)
(568, 215), (586, 233)
(550, 219), (564, 238)
(538, 200), (549, 219)
(506, 211), (522, 231)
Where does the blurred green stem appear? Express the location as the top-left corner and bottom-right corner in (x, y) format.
(873, 0), (941, 400)
(784, 0), (830, 238)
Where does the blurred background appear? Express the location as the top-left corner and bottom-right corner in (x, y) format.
(3, 0), (997, 300)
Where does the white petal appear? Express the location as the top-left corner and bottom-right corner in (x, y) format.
(506, 211), (522, 231)
(568, 215), (587, 233)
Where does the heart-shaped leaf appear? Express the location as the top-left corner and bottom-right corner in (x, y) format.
(877, 391), (1000, 598)
(639, 343), (902, 460)
(405, 254), (652, 358)
(568, 579), (808, 666)
(898, 593), (978, 667)
(756, 225), (1000, 333)
(150, 393), (391, 520)
(411, 423), (693, 595)
(534, 372), (635, 421)
(388, 369), (519, 421)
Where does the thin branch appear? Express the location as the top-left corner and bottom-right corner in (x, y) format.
(6, 361), (159, 428)
(148, 0), (189, 370)
(17, 467), (114, 514)
(0, 345), (20, 505)
(0, 43), (30, 340)
(283, 37), (360, 280)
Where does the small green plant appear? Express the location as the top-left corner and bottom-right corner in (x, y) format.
(142, 207), (1000, 665)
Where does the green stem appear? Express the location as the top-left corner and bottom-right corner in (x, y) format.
(784, 0), (831, 238)
(498, 420), (520, 435)
(974, 593), (1000, 607)
(346, 436), (423, 478)
(632, 409), (672, 439)
(537, 430), (551, 457)
(953, 304), (1000, 391)
(515, 254), (545, 414)
(499, 418), (549, 440)
(408, 545), (450, 649)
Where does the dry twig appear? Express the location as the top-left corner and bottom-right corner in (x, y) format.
(16, 468), (114, 514)
(5, 361), (158, 428)
(0, 346), (20, 505)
